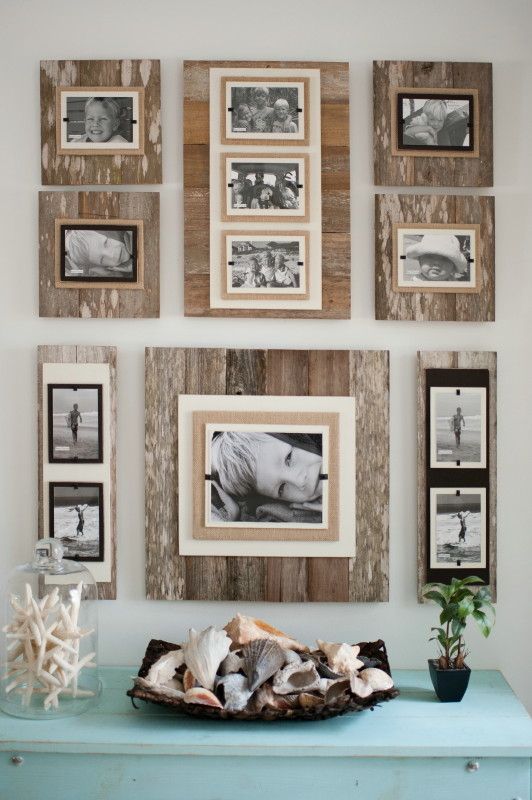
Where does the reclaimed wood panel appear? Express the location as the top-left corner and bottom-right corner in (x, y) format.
(373, 61), (493, 187)
(417, 351), (497, 602)
(40, 60), (162, 185)
(39, 191), (160, 319)
(37, 345), (117, 600)
(145, 348), (390, 602)
(375, 194), (495, 322)
(183, 60), (351, 319)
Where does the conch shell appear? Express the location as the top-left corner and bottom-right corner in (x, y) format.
(216, 673), (252, 712)
(272, 660), (321, 695)
(225, 614), (308, 652)
(316, 641), (364, 676)
(181, 627), (231, 691)
(183, 687), (223, 708)
(145, 650), (184, 685)
(358, 667), (394, 692)
(242, 639), (285, 692)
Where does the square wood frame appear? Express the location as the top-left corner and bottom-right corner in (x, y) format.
(39, 191), (159, 318)
(417, 351), (497, 603)
(373, 61), (493, 187)
(220, 75), (310, 147)
(375, 194), (495, 321)
(38, 346), (117, 600)
(40, 60), (162, 185)
(145, 348), (389, 602)
(183, 60), (351, 319)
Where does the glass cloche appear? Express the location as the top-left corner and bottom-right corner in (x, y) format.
(0, 539), (100, 719)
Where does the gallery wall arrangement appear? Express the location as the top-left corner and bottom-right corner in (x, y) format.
(183, 60), (351, 319)
(145, 348), (389, 602)
(417, 351), (497, 602)
(37, 345), (117, 600)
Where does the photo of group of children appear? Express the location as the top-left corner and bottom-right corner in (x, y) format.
(230, 85), (300, 135)
(228, 237), (304, 294)
(229, 161), (301, 212)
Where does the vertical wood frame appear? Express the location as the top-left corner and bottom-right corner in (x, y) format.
(40, 60), (162, 185)
(145, 348), (389, 602)
(39, 191), (159, 318)
(373, 61), (493, 187)
(38, 346), (117, 600)
(183, 60), (351, 319)
(375, 194), (495, 321)
(417, 352), (497, 602)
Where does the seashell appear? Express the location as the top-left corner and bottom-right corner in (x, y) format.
(283, 649), (302, 666)
(325, 678), (350, 705)
(218, 651), (243, 676)
(251, 683), (296, 712)
(359, 667), (394, 692)
(224, 614), (309, 652)
(145, 649), (184, 685)
(216, 673), (252, 712)
(303, 652), (342, 680)
(135, 676), (184, 700)
(272, 660), (321, 695)
(298, 692), (323, 709)
(350, 675), (374, 699)
(242, 639), (285, 692)
(182, 627), (232, 691)
(183, 687), (223, 708)
(316, 640), (364, 676)
(183, 668), (198, 692)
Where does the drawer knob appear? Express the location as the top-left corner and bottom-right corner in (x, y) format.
(11, 755), (24, 766)
(466, 760), (480, 772)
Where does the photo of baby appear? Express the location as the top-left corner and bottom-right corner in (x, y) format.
(395, 226), (477, 291)
(228, 160), (302, 212)
(223, 79), (308, 144)
(398, 92), (474, 152)
(208, 429), (325, 527)
(228, 237), (304, 294)
(58, 89), (143, 152)
(60, 224), (138, 282)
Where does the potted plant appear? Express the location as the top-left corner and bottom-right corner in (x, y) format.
(421, 576), (495, 702)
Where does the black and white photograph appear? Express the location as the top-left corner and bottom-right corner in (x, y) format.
(224, 234), (307, 296)
(222, 77), (308, 144)
(57, 221), (140, 284)
(430, 488), (486, 569)
(48, 384), (103, 463)
(49, 483), (104, 561)
(223, 156), (308, 220)
(57, 88), (143, 152)
(206, 425), (328, 529)
(394, 225), (478, 292)
(396, 91), (475, 153)
(430, 386), (487, 468)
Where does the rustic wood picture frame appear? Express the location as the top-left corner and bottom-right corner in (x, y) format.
(375, 194), (495, 321)
(220, 75), (310, 147)
(38, 345), (117, 600)
(373, 61), (493, 187)
(183, 60), (351, 319)
(417, 352), (497, 602)
(145, 348), (389, 602)
(39, 191), (159, 318)
(41, 60), (162, 185)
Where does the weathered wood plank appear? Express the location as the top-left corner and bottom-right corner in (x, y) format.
(455, 195), (495, 322)
(39, 192), (81, 318)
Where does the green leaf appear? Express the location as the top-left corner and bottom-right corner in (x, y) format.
(440, 604), (458, 623)
(473, 609), (493, 638)
(458, 576), (485, 585)
(423, 590), (447, 608)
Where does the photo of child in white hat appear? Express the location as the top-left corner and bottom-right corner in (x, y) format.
(396, 227), (477, 290)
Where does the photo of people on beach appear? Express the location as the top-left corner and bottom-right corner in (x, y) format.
(226, 235), (306, 295)
(224, 157), (307, 219)
(397, 92), (474, 152)
(60, 223), (138, 283)
(223, 79), (307, 144)
(49, 483), (103, 561)
(58, 89), (142, 151)
(395, 226), (477, 291)
(430, 386), (486, 468)
(430, 488), (485, 569)
(207, 427), (326, 527)
(48, 384), (103, 463)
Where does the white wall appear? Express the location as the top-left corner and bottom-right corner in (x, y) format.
(1, 0), (531, 713)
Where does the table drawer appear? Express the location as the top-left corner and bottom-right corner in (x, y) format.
(2, 752), (530, 800)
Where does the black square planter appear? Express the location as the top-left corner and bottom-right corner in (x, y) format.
(428, 659), (471, 702)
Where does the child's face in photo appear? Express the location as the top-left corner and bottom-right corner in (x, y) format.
(84, 102), (119, 142)
(425, 112), (445, 133)
(419, 254), (455, 281)
(85, 231), (130, 268)
(274, 100), (289, 120)
(254, 90), (268, 108)
(238, 105), (252, 122)
(255, 437), (322, 504)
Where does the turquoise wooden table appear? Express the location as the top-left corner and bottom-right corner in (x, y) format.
(1, 668), (531, 800)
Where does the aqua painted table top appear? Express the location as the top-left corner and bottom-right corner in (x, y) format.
(1, 668), (531, 800)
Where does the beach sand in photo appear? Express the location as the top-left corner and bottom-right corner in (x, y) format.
(52, 421), (99, 460)
(435, 428), (481, 464)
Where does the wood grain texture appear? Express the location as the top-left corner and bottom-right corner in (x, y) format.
(183, 60), (351, 319)
(39, 191), (160, 319)
(373, 61), (493, 187)
(375, 194), (495, 321)
(417, 351), (497, 602)
(37, 345), (117, 600)
(144, 348), (390, 602)
(40, 60), (162, 185)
